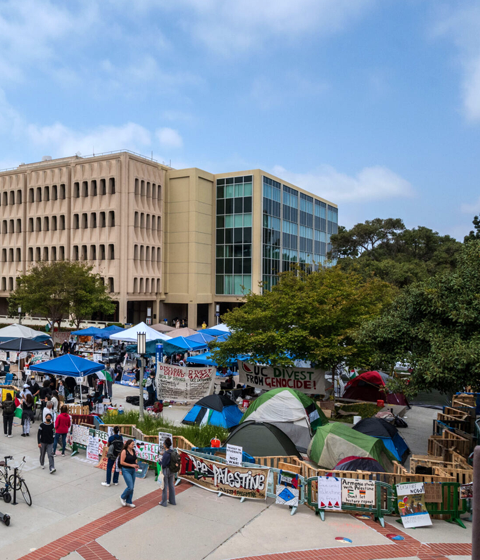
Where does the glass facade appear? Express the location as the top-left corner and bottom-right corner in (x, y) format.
(215, 176), (252, 295)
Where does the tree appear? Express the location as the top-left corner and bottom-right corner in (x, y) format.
(358, 240), (480, 394)
(330, 219), (460, 288)
(9, 261), (115, 329)
(464, 215), (480, 243)
(211, 267), (395, 372)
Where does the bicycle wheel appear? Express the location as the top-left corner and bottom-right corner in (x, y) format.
(8, 474), (21, 491)
(20, 480), (32, 506)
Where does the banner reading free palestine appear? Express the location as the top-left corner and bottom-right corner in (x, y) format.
(237, 361), (325, 395)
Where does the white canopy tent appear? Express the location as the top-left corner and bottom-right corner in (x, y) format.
(109, 321), (171, 343)
(214, 323), (231, 333)
(0, 323), (51, 340)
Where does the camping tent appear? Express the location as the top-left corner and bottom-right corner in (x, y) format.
(334, 456), (386, 472)
(182, 394), (243, 429)
(0, 338), (52, 352)
(240, 388), (328, 453)
(0, 324), (52, 343)
(342, 371), (408, 406)
(225, 421), (302, 458)
(29, 354), (105, 377)
(352, 417), (410, 463)
(308, 422), (397, 470)
(109, 322), (171, 342)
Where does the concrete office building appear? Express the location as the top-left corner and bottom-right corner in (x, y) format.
(0, 152), (338, 328)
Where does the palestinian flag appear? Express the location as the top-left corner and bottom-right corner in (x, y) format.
(102, 369), (113, 382)
(14, 398), (22, 419)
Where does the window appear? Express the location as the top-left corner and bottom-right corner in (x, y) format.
(157, 216), (161, 231)
(29, 218), (34, 232)
(16, 248), (21, 262)
(134, 212), (139, 227)
(90, 245), (97, 260)
(140, 213), (145, 228)
(73, 246), (79, 261)
(141, 180), (145, 196)
(8, 278), (13, 291)
(108, 244), (115, 260)
(157, 185), (161, 201)
(1, 249), (5, 262)
(9, 249), (14, 262)
(91, 213), (97, 228)
(52, 185), (57, 200)
(152, 184), (156, 199)
(157, 247), (161, 262)
(43, 247), (49, 261)
(73, 182), (80, 198)
(146, 246), (150, 262)
(1, 278), (5, 291)
(9, 191), (15, 205)
(140, 245), (144, 261)
(36, 217), (41, 232)
(28, 248), (33, 262)
(59, 246), (65, 260)
(135, 179), (139, 195)
(9, 219), (14, 233)
(60, 215), (65, 230)
(36, 187), (42, 202)
(1, 220), (6, 234)
(82, 213), (88, 229)
(81, 245), (87, 260)
(99, 244), (106, 260)
(146, 215), (150, 229)
(52, 216), (57, 231)
(108, 211), (115, 227)
(91, 180), (97, 196)
(157, 279), (160, 293)
(108, 278), (114, 293)
(35, 247), (41, 261)
(134, 245), (138, 260)
(51, 247), (57, 261)
(73, 214), (79, 229)
(82, 181), (88, 197)
(133, 278), (138, 293)
(16, 190), (22, 204)
(2, 192), (7, 206)
(44, 217), (49, 231)
(151, 247), (155, 262)
(100, 179), (106, 195)
(99, 212), (106, 227)
(139, 278), (144, 292)
(29, 188), (34, 202)
(146, 182), (151, 197)
(109, 178), (115, 194)
(145, 278), (150, 293)
(60, 184), (66, 199)
(44, 186), (50, 201)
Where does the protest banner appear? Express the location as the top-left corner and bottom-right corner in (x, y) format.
(179, 450), (269, 500)
(396, 482), (432, 528)
(424, 483), (443, 503)
(237, 361), (325, 395)
(317, 476), (342, 510)
(135, 440), (159, 462)
(341, 479), (375, 506)
(72, 424), (90, 447)
(459, 483), (473, 500)
(226, 444), (243, 467)
(86, 435), (100, 462)
(156, 363), (215, 401)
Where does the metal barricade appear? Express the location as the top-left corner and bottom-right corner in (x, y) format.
(306, 477), (395, 527)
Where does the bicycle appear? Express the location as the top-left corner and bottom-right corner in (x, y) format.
(0, 456), (32, 506)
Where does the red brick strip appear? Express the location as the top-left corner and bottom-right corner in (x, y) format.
(77, 541), (117, 560)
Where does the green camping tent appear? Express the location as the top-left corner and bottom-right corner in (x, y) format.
(307, 422), (397, 471)
(241, 388), (328, 453)
(225, 421), (302, 458)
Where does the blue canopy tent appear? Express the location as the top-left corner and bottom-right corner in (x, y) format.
(185, 333), (215, 345)
(200, 328), (229, 337)
(95, 325), (125, 340)
(163, 337), (207, 356)
(71, 327), (105, 337)
(186, 351), (218, 366)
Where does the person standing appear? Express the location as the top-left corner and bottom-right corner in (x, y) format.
(159, 437), (177, 507)
(1, 394), (15, 437)
(38, 413), (56, 473)
(145, 371), (156, 407)
(53, 405), (71, 456)
(21, 394), (35, 436)
(43, 401), (56, 423)
(19, 384), (32, 400)
(50, 390), (59, 415)
(102, 426), (123, 487)
(119, 439), (137, 507)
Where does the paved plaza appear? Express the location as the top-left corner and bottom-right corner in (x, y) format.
(0, 386), (472, 560)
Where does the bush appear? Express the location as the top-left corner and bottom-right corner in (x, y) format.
(102, 410), (229, 447)
(334, 403), (382, 423)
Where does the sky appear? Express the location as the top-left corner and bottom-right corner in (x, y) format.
(0, 0), (479, 239)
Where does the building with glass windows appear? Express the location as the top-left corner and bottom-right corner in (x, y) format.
(0, 153), (337, 328)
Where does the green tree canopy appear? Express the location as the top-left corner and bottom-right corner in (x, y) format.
(464, 215), (480, 243)
(9, 261), (115, 328)
(330, 219), (460, 288)
(358, 240), (480, 394)
(212, 267), (395, 371)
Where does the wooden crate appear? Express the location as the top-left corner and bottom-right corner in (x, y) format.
(452, 394), (476, 408)
(436, 415), (470, 434)
(442, 407), (469, 420)
(428, 431), (470, 458)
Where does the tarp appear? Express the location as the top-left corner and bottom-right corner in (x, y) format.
(186, 352), (218, 366)
(71, 327), (104, 337)
(151, 323), (176, 333)
(353, 417), (410, 463)
(334, 456), (386, 472)
(162, 337), (207, 356)
(185, 333), (215, 345)
(342, 370), (408, 406)
(200, 328), (228, 337)
(0, 338), (51, 352)
(29, 354), (105, 377)
(241, 388), (328, 453)
(95, 325), (125, 339)
(182, 394), (243, 429)
(0, 323), (51, 342)
(109, 322), (171, 342)
(308, 422), (397, 471)
(168, 327), (198, 338)
(225, 421), (302, 458)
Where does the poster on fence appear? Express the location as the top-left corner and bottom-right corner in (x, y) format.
(72, 425), (90, 447)
(86, 435), (100, 462)
(317, 476), (342, 510)
(226, 444), (243, 467)
(341, 479), (375, 506)
(237, 361), (325, 395)
(396, 483), (432, 528)
(156, 363), (215, 401)
(460, 483), (473, 500)
(276, 485), (299, 507)
(179, 450), (269, 500)
(135, 440), (159, 462)
(424, 483), (443, 503)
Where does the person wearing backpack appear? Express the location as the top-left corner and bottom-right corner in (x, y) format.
(1, 394), (16, 437)
(102, 426), (124, 487)
(159, 437), (179, 507)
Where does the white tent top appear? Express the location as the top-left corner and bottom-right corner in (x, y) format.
(0, 323), (51, 340)
(109, 321), (171, 342)
(214, 323), (231, 333)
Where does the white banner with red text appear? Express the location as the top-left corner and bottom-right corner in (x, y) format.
(156, 363), (216, 401)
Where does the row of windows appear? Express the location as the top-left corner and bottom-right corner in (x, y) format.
(216, 197), (252, 216)
(73, 212), (115, 230)
(0, 278), (16, 291)
(1, 219), (22, 233)
(0, 273), (115, 293)
(26, 216), (66, 232)
(0, 190), (23, 206)
(134, 179), (161, 200)
(1, 248), (21, 262)
(28, 185), (66, 203)
(72, 244), (115, 261)
(73, 179), (115, 198)
(134, 212), (161, 230)
(133, 245), (161, 263)
(26, 246), (66, 262)
(215, 258), (252, 275)
(215, 274), (252, 295)
(216, 176), (253, 186)
(217, 213), (252, 229)
(216, 244), (252, 258)
(216, 227), (252, 245)
(133, 278), (160, 294)
(216, 182), (253, 199)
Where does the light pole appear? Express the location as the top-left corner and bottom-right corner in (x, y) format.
(137, 332), (146, 421)
(18, 306), (22, 325)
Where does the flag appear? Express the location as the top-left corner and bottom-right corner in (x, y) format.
(103, 369), (113, 382)
(14, 406), (22, 419)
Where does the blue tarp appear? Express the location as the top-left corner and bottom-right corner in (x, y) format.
(185, 333), (215, 345)
(186, 352), (217, 366)
(183, 404), (243, 428)
(29, 354), (105, 377)
(163, 337), (207, 356)
(200, 328), (229, 337)
(95, 325), (125, 339)
(71, 327), (104, 337)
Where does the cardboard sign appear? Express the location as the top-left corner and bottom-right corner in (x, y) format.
(341, 479), (375, 506)
(237, 361), (325, 395)
(156, 363), (215, 401)
(86, 435), (100, 462)
(226, 444), (243, 467)
(72, 424), (90, 447)
(396, 483), (432, 528)
(317, 476), (342, 510)
(460, 483), (473, 500)
(278, 470), (299, 489)
(424, 483), (443, 503)
(275, 485), (299, 507)
(135, 440), (159, 462)
(158, 432), (173, 450)
(179, 450), (269, 500)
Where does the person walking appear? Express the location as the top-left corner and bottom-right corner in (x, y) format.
(1, 394), (15, 437)
(159, 437), (177, 507)
(102, 426), (124, 487)
(53, 405), (71, 456)
(119, 439), (137, 507)
(21, 394), (35, 437)
(38, 413), (56, 473)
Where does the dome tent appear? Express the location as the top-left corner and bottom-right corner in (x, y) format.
(225, 421), (302, 459)
(334, 456), (386, 472)
(352, 417), (410, 464)
(342, 370), (408, 406)
(308, 422), (397, 471)
(241, 388), (328, 453)
(182, 394), (243, 429)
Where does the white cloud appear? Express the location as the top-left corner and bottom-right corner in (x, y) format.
(271, 164), (414, 203)
(432, 3), (480, 121)
(156, 127), (183, 149)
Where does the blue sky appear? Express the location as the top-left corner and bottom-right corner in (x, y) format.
(0, 0), (479, 239)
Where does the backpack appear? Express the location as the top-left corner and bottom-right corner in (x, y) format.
(3, 401), (16, 415)
(168, 449), (181, 473)
(108, 439), (124, 459)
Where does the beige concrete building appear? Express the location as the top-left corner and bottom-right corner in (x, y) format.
(0, 152), (338, 328)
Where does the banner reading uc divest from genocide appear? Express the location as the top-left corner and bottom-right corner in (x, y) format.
(156, 363), (215, 401)
(237, 361), (325, 395)
(179, 450), (269, 500)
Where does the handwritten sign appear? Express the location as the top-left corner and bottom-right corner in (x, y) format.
(341, 479), (375, 506)
(276, 485), (299, 507)
(86, 435), (100, 462)
(317, 476), (342, 510)
(396, 483), (432, 528)
(156, 363), (215, 401)
(424, 483), (443, 503)
(226, 444), (243, 467)
(135, 440), (159, 462)
(72, 424), (90, 447)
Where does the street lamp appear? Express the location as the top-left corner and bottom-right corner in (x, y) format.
(137, 332), (146, 420)
(18, 306), (22, 325)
